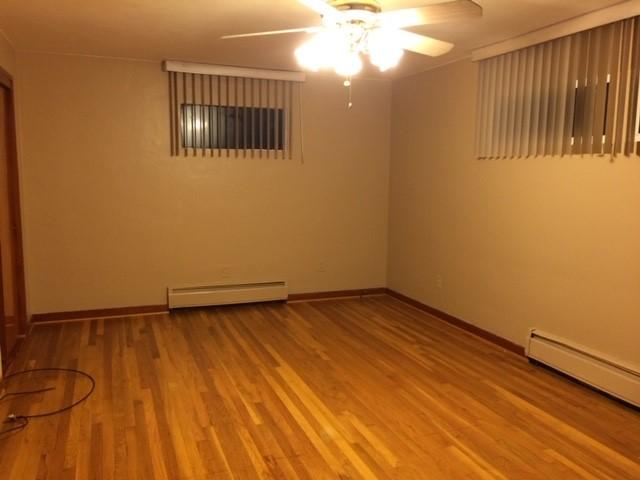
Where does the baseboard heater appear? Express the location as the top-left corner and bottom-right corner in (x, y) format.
(167, 281), (288, 309)
(526, 329), (640, 407)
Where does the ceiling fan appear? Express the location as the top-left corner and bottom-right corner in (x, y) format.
(222, 0), (482, 77)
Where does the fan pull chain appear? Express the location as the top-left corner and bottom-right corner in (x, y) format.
(343, 77), (353, 109)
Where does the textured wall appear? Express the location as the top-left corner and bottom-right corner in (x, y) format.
(389, 59), (640, 366)
(18, 52), (391, 313)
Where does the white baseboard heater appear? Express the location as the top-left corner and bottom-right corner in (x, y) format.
(526, 329), (640, 407)
(168, 281), (288, 309)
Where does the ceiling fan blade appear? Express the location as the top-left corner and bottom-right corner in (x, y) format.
(395, 30), (453, 57)
(298, 0), (340, 19)
(222, 26), (322, 39)
(378, 0), (482, 29)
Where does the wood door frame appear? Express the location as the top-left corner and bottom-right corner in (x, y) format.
(0, 65), (28, 361)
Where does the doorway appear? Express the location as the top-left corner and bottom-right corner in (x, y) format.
(0, 67), (27, 370)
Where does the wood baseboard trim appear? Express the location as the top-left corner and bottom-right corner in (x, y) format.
(31, 304), (169, 324)
(288, 288), (387, 302)
(2, 335), (25, 374)
(385, 289), (525, 356)
(27, 291), (523, 356)
(31, 289), (387, 323)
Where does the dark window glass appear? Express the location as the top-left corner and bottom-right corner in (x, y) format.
(181, 104), (284, 150)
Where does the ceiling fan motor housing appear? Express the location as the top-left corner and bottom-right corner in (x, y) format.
(330, 1), (382, 14)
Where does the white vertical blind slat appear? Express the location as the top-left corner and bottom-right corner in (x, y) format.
(530, 44), (544, 156)
(488, 57), (498, 158)
(474, 60), (487, 157)
(538, 41), (553, 156)
(626, 17), (640, 154)
(476, 15), (640, 158)
(614, 20), (631, 155)
(513, 49), (527, 157)
(492, 55), (505, 158)
(561, 36), (577, 155)
(595, 25), (613, 153)
(500, 53), (513, 157)
(554, 37), (571, 155)
(506, 51), (519, 158)
(585, 28), (602, 156)
(605, 22), (623, 155)
(521, 47), (535, 157)
(482, 61), (491, 157)
(546, 38), (561, 156)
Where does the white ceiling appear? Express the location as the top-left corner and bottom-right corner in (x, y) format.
(0, 0), (627, 78)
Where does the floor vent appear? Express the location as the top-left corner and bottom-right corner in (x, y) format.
(526, 329), (640, 407)
(168, 281), (288, 309)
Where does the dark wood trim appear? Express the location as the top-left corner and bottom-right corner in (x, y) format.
(385, 289), (525, 356)
(0, 69), (27, 368)
(2, 335), (23, 372)
(33, 290), (386, 323)
(0, 66), (12, 89)
(31, 304), (169, 324)
(288, 288), (386, 302)
(4, 78), (28, 336)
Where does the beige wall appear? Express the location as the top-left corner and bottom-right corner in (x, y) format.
(17, 52), (390, 313)
(389, 59), (640, 367)
(16, 49), (639, 368)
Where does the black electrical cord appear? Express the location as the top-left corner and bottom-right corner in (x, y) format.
(1, 416), (28, 435)
(0, 386), (56, 401)
(0, 367), (95, 437)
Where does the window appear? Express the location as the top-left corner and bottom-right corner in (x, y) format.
(181, 104), (284, 150)
(475, 16), (640, 158)
(166, 65), (303, 158)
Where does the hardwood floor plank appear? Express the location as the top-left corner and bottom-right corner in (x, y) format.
(1, 295), (638, 479)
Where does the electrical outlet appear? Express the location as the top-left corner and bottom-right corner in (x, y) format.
(436, 275), (443, 289)
(317, 261), (327, 273)
(221, 267), (232, 278)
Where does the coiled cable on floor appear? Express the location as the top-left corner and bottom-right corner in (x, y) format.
(0, 367), (95, 437)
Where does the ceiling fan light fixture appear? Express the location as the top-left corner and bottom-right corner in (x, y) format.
(295, 40), (321, 71)
(369, 45), (404, 72)
(368, 29), (404, 72)
(333, 50), (363, 77)
(295, 30), (342, 71)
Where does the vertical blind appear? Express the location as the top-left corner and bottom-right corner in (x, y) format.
(475, 16), (640, 158)
(167, 70), (302, 158)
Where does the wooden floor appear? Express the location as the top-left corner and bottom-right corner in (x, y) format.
(1, 295), (639, 479)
